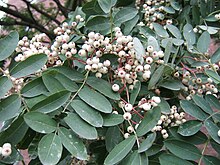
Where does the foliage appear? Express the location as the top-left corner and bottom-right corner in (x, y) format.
(0, 0), (220, 164)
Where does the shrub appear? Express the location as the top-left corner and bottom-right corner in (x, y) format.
(0, 0), (220, 164)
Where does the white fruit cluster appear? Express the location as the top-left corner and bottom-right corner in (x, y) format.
(151, 105), (186, 139)
(2, 70), (25, 97)
(136, 0), (174, 27)
(120, 96), (161, 139)
(0, 143), (12, 157)
(174, 66), (219, 100)
(15, 21), (82, 69)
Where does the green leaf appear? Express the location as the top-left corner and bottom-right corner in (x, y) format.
(0, 117), (28, 146)
(178, 120), (202, 136)
(104, 135), (136, 165)
(133, 37), (145, 64)
(42, 71), (78, 93)
(0, 94), (21, 122)
(211, 140), (220, 154)
(192, 95), (213, 114)
(113, 7), (138, 26)
(31, 90), (71, 113)
(152, 23), (169, 38)
(86, 76), (120, 100)
(49, 66), (84, 82)
(205, 119), (220, 144)
(197, 31), (211, 53)
(164, 140), (201, 160)
(202, 155), (220, 165)
(0, 31), (19, 61)
(64, 113), (98, 140)
(136, 107), (161, 136)
(166, 24), (182, 39)
(180, 100), (208, 120)
(183, 23), (196, 45)
(148, 65), (164, 90)
(157, 98), (170, 114)
(71, 100), (103, 127)
(86, 16), (111, 34)
(38, 133), (63, 165)
(159, 80), (184, 91)
(145, 144), (162, 156)
(163, 6), (175, 14)
(171, 0), (180, 10)
(10, 54), (47, 78)
(138, 132), (156, 153)
(205, 94), (220, 110)
(98, 0), (117, 13)
(130, 81), (141, 105)
(122, 151), (148, 165)
(0, 76), (13, 99)
(78, 86), (112, 113)
(123, 15), (139, 35)
(21, 77), (48, 97)
(103, 114), (124, 126)
(163, 40), (172, 64)
(105, 126), (123, 152)
(205, 15), (218, 22)
(148, 36), (160, 51)
(169, 127), (208, 145)
(58, 127), (87, 160)
(205, 70), (220, 84)
(211, 47), (220, 63)
(159, 153), (193, 165)
(82, 0), (104, 17)
(24, 111), (57, 134)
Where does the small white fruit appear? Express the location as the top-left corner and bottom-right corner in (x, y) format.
(1, 147), (12, 157)
(218, 130), (220, 137)
(112, 84), (120, 92)
(125, 103), (133, 112)
(123, 112), (132, 120)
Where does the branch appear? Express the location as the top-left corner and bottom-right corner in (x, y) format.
(0, 6), (35, 24)
(0, 6), (56, 39)
(22, 0), (38, 24)
(22, 0), (61, 25)
(53, 0), (68, 18)
(0, 20), (55, 40)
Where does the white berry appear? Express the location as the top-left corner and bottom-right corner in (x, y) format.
(218, 130), (220, 137)
(123, 112), (132, 120)
(127, 126), (134, 133)
(1, 147), (12, 157)
(124, 133), (130, 139)
(2, 143), (11, 149)
(112, 84), (120, 92)
(125, 103), (133, 112)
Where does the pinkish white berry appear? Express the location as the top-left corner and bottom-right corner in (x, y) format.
(124, 133), (130, 139)
(123, 112), (132, 120)
(112, 84), (120, 92)
(125, 103), (133, 112)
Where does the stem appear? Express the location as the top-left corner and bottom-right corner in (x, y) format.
(62, 71), (89, 113)
(198, 137), (210, 165)
(121, 107), (140, 148)
(110, 8), (114, 40)
(204, 111), (220, 122)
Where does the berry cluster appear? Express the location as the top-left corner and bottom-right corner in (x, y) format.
(174, 63), (219, 100)
(2, 70), (24, 97)
(0, 143), (12, 157)
(115, 96), (162, 139)
(136, 0), (174, 28)
(151, 105), (186, 139)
